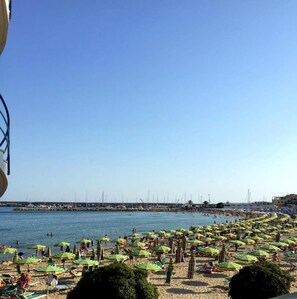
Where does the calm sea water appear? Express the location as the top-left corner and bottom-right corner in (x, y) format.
(0, 207), (238, 257)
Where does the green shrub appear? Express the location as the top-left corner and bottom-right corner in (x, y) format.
(67, 262), (159, 299)
(229, 261), (294, 299)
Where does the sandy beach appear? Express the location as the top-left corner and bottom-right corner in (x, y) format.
(1, 213), (297, 299)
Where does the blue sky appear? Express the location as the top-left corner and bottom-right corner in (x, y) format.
(1, 0), (296, 203)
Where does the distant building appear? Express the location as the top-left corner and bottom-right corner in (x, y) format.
(224, 201), (273, 211)
(272, 194), (297, 208)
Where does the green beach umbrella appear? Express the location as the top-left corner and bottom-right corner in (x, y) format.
(248, 250), (269, 258)
(270, 242), (289, 248)
(250, 236), (264, 242)
(154, 245), (171, 253)
(0, 247), (17, 254)
(158, 230), (167, 236)
(97, 237), (110, 242)
(201, 237), (214, 243)
(132, 249), (151, 258)
(130, 233), (141, 239)
(283, 239), (295, 245)
(78, 239), (91, 244)
(259, 244), (281, 252)
(28, 244), (46, 250)
(234, 254), (258, 263)
(135, 262), (162, 272)
(146, 233), (158, 239)
(217, 261), (243, 271)
(105, 254), (128, 262)
(242, 238), (255, 245)
(227, 240), (245, 247)
(198, 247), (220, 256)
(113, 238), (125, 244)
(73, 259), (99, 266)
(215, 236), (228, 241)
(35, 265), (64, 274)
(187, 239), (204, 246)
(16, 257), (41, 265)
(258, 234), (272, 240)
(53, 252), (76, 260)
(54, 241), (70, 247)
(130, 241), (146, 248)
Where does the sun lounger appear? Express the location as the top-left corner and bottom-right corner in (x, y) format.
(15, 293), (47, 299)
(55, 284), (70, 291)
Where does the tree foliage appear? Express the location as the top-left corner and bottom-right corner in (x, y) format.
(67, 262), (159, 299)
(229, 261), (294, 299)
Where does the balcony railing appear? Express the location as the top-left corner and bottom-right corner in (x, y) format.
(0, 94), (10, 175)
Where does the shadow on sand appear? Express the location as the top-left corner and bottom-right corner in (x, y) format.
(182, 280), (208, 287)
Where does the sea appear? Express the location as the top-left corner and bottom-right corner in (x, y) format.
(0, 207), (239, 258)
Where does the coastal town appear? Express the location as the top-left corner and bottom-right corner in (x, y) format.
(1, 194), (296, 214)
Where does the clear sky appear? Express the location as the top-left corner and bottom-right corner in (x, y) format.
(1, 1), (296, 203)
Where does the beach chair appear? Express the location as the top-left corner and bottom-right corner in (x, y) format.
(54, 284), (70, 292)
(15, 293), (47, 299)
(0, 285), (19, 297)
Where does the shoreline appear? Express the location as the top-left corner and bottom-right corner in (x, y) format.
(11, 206), (249, 219)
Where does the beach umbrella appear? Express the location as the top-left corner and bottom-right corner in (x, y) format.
(215, 236), (228, 241)
(187, 240), (204, 246)
(228, 240), (245, 247)
(130, 233), (141, 239)
(28, 244), (46, 250)
(270, 242), (289, 248)
(54, 241), (70, 247)
(217, 261), (243, 271)
(78, 239), (91, 244)
(242, 238), (255, 245)
(135, 262), (162, 272)
(224, 233), (237, 239)
(259, 244), (281, 252)
(0, 247), (17, 254)
(158, 230), (167, 236)
(248, 250), (269, 258)
(97, 237), (110, 242)
(198, 247), (220, 256)
(16, 257), (41, 265)
(16, 257), (41, 271)
(234, 254), (258, 263)
(113, 238), (125, 244)
(105, 254), (128, 262)
(193, 233), (204, 238)
(250, 236), (264, 242)
(154, 245), (171, 253)
(283, 239), (295, 245)
(132, 249), (151, 258)
(145, 232), (158, 239)
(73, 259), (99, 266)
(53, 252), (75, 260)
(258, 234), (272, 240)
(35, 265), (64, 274)
(130, 241), (146, 248)
(201, 237), (214, 243)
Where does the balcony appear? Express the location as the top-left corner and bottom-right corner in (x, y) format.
(0, 94), (10, 197)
